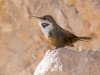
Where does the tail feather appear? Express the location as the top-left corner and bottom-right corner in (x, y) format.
(79, 37), (92, 41)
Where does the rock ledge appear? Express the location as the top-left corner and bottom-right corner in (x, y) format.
(34, 48), (100, 75)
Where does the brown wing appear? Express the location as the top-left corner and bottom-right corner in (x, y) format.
(60, 27), (78, 43)
(61, 27), (77, 38)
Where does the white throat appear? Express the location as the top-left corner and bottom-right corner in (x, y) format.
(39, 21), (53, 38)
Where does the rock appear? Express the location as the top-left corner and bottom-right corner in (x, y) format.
(34, 48), (100, 75)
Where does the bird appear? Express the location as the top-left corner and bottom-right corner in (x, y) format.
(31, 15), (92, 49)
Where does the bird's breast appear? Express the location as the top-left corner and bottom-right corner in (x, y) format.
(39, 21), (53, 38)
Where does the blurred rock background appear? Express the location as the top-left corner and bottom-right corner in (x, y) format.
(0, 0), (100, 75)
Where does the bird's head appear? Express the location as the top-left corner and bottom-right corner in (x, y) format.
(31, 15), (56, 37)
(31, 15), (56, 28)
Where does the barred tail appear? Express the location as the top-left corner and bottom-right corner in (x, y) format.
(79, 37), (92, 41)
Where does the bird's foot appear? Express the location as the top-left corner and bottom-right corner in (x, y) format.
(55, 47), (63, 49)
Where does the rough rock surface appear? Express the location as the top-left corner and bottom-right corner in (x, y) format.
(34, 48), (100, 75)
(0, 0), (100, 75)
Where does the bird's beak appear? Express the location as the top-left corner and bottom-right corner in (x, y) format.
(30, 16), (41, 19)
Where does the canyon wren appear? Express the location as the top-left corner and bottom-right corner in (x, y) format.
(31, 15), (92, 48)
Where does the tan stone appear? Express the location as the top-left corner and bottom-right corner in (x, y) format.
(34, 48), (100, 75)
